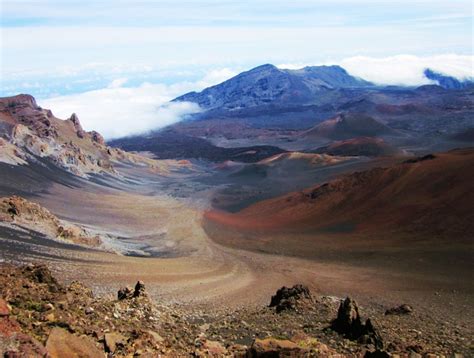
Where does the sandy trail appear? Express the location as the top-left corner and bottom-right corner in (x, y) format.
(1, 176), (471, 330)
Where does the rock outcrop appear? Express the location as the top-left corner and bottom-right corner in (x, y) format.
(0, 264), (467, 357)
(0, 195), (102, 248)
(118, 281), (148, 300)
(331, 297), (383, 349)
(0, 94), (161, 178)
(269, 284), (313, 313)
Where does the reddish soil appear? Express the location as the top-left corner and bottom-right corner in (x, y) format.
(205, 148), (474, 238)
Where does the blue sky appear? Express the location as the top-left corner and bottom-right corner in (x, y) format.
(1, 0), (473, 137)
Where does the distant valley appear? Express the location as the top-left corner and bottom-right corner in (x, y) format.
(0, 63), (473, 356)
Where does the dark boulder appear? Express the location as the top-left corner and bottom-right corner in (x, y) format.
(118, 281), (147, 300)
(331, 297), (383, 349)
(117, 286), (133, 300)
(269, 284), (312, 313)
(133, 281), (147, 298)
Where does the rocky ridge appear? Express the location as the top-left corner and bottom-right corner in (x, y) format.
(0, 94), (160, 178)
(0, 264), (469, 357)
(0, 196), (103, 248)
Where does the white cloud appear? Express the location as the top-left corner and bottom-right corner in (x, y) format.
(38, 68), (237, 139)
(278, 54), (474, 86)
(340, 54), (474, 86)
(3, 25), (472, 76)
(18, 55), (474, 140)
(40, 82), (200, 139)
(107, 78), (128, 88)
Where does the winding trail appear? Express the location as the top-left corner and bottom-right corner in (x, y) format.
(1, 172), (472, 332)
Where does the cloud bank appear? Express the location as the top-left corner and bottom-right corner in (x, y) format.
(39, 69), (236, 139)
(340, 54), (474, 86)
(278, 54), (474, 86)
(38, 54), (473, 139)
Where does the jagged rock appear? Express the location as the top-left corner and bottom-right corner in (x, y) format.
(246, 337), (308, 357)
(385, 304), (413, 315)
(117, 286), (133, 300)
(90, 131), (105, 145)
(117, 281), (147, 300)
(0, 95), (123, 177)
(133, 280), (147, 298)
(69, 113), (87, 139)
(46, 327), (103, 358)
(269, 284), (312, 313)
(331, 297), (383, 349)
(104, 332), (127, 353)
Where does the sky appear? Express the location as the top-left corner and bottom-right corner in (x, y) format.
(1, 0), (473, 138)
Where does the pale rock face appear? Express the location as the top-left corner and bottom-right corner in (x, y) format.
(10, 123), (114, 178)
(0, 94), (160, 178)
(0, 138), (28, 165)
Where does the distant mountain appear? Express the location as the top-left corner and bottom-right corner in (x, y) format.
(173, 64), (372, 110)
(424, 69), (473, 90)
(112, 64), (474, 159)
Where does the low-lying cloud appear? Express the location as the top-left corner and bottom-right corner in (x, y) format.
(40, 83), (199, 139)
(39, 69), (236, 139)
(279, 54), (473, 86)
(340, 54), (473, 86)
(37, 54), (473, 139)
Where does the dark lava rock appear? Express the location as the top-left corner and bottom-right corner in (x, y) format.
(269, 284), (312, 313)
(118, 281), (147, 300)
(385, 304), (413, 315)
(331, 297), (383, 349)
(133, 281), (147, 298)
(117, 286), (133, 300)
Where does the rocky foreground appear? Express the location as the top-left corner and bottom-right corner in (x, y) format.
(0, 264), (470, 357)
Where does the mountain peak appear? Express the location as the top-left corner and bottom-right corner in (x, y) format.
(251, 63), (278, 71)
(174, 63), (372, 110)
